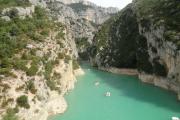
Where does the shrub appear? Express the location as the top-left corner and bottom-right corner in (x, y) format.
(21, 53), (34, 60)
(68, 3), (92, 13)
(1, 100), (8, 108)
(75, 37), (90, 49)
(0, 0), (30, 10)
(72, 60), (80, 70)
(9, 24), (21, 36)
(34, 6), (47, 19)
(40, 29), (49, 37)
(6, 8), (18, 19)
(65, 55), (71, 63)
(26, 80), (37, 94)
(0, 32), (16, 58)
(2, 108), (18, 120)
(46, 79), (57, 91)
(53, 72), (61, 79)
(44, 61), (54, 80)
(0, 58), (13, 68)
(13, 59), (28, 71)
(16, 95), (30, 109)
(26, 62), (38, 76)
(27, 32), (43, 42)
(58, 52), (65, 59)
(0, 68), (16, 77)
(16, 0), (30, 6)
(55, 31), (65, 40)
(13, 106), (19, 113)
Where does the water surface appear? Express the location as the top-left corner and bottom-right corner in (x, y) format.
(49, 64), (180, 120)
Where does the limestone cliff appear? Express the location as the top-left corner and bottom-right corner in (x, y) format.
(56, 0), (119, 24)
(90, 0), (180, 98)
(44, 0), (118, 60)
(0, 3), (84, 120)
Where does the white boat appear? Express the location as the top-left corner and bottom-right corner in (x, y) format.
(95, 82), (100, 86)
(105, 92), (111, 97)
(172, 117), (180, 120)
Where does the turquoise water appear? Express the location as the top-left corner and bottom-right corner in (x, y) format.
(49, 64), (180, 120)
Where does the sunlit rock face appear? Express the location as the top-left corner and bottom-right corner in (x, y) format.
(49, 0), (119, 24)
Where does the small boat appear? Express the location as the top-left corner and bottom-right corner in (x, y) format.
(105, 92), (111, 97)
(172, 117), (180, 120)
(95, 82), (100, 86)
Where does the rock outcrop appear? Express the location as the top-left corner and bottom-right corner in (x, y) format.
(1, 5), (35, 20)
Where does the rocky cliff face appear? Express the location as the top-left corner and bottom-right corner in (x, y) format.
(56, 0), (119, 24)
(89, 4), (139, 68)
(44, 0), (118, 60)
(0, 3), (84, 120)
(90, 0), (180, 98)
(134, 0), (180, 98)
(0, 0), (118, 119)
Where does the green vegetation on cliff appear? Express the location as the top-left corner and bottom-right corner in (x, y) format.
(91, 0), (178, 77)
(0, 0), (30, 10)
(68, 2), (92, 13)
(91, 4), (139, 68)
(75, 37), (90, 60)
(0, 6), (54, 77)
(16, 95), (30, 109)
(0, 6), (50, 59)
(2, 108), (18, 120)
(135, 0), (180, 48)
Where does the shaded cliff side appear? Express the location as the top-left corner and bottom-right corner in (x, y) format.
(90, 0), (180, 98)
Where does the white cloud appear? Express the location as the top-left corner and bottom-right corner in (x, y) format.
(87, 0), (132, 9)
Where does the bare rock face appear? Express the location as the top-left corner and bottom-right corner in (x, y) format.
(55, 0), (84, 4)
(1, 5), (35, 19)
(66, 1), (119, 24)
(29, 0), (47, 8)
(45, 0), (118, 60)
(27, 0), (118, 60)
(29, 0), (118, 24)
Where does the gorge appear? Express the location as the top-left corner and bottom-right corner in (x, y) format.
(90, 0), (180, 100)
(0, 0), (180, 120)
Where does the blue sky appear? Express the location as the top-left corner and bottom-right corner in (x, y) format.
(87, 0), (132, 9)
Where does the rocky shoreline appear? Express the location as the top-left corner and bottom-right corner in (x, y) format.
(139, 73), (180, 101)
(99, 67), (138, 76)
(98, 67), (180, 101)
(45, 68), (85, 120)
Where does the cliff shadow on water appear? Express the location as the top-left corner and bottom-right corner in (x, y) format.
(80, 63), (180, 113)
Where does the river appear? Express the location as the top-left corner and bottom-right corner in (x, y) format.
(49, 64), (180, 120)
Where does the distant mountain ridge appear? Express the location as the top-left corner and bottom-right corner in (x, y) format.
(56, 0), (119, 23)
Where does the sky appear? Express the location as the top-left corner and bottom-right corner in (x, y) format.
(87, 0), (132, 9)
